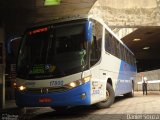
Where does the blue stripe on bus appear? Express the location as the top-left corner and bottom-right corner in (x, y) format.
(15, 81), (91, 107)
(115, 60), (136, 96)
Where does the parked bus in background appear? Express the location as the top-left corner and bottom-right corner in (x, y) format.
(14, 15), (137, 111)
(7, 37), (21, 82)
(6, 37), (21, 100)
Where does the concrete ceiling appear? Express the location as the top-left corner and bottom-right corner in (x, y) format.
(122, 27), (160, 72)
(0, 0), (160, 72)
(0, 0), (96, 35)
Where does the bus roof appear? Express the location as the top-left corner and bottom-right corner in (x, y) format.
(30, 15), (88, 28)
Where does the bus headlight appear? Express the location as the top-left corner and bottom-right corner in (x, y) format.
(69, 82), (77, 88)
(18, 86), (26, 91)
(65, 76), (91, 89)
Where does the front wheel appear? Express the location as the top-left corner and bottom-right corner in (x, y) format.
(96, 83), (115, 109)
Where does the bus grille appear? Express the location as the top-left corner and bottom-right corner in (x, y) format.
(27, 87), (69, 94)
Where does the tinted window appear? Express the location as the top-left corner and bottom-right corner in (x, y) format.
(90, 20), (102, 66)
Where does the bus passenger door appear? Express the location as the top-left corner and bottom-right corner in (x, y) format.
(90, 36), (106, 103)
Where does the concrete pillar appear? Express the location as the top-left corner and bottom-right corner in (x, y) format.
(0, 21), (5, 110)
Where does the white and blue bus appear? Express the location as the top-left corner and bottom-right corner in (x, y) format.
(14, 15), (137, 110)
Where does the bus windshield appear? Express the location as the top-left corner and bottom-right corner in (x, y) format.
(17, 22), (88, 80)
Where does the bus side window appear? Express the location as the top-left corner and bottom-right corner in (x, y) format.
(130, 54), (133, 66)
(120, 44), (124, 61)
(114, 39), (119, 58)
(90, 36), (101, 66)
(126, 50), (131, 64)
(91, 36), (97, 59)
(134, 58), (136, 67)
(118, 43), (123, 59)
(123, 47), (127, 62)
(105, 30), (111, 53)
(110, 35), (116, 56)
(90, 20), (102, 67)
(129, 52), (132, 65)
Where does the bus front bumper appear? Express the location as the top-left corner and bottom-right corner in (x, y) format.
(15, 81), (91, 107)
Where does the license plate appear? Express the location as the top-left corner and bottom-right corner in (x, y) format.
(39, 98), (52, 103)
(50, 80), (63, 87)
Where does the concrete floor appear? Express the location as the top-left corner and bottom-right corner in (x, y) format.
(1, 91), (160, 120)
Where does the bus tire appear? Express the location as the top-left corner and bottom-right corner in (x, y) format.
(96, 83), (115, 109)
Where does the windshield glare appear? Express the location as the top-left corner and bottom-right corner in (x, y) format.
(17, 22), (88, 79)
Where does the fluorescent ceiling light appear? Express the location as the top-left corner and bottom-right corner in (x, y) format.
(133, 38), (141, 42)
(44, 0), (61, 6)
(143, 46), (150, 50)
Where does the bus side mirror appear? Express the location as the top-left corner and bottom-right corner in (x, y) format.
(85, 21), (92, 42)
